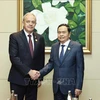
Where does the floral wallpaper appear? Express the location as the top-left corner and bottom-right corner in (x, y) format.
(24, 0), (85, 47)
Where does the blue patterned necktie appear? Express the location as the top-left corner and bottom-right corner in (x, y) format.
(59, 45), (65, 63)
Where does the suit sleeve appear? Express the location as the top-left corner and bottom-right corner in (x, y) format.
(38, 36), (45, 81)
(76, 44), (84, 90)
(39, 46), (54, 77)
(9, 34), (31, 76)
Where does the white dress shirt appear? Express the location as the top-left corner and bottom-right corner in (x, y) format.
(59, 39), (71, 57)
(24, 29), (34, 50)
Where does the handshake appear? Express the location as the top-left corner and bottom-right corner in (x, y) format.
(28, 70), (41, 80)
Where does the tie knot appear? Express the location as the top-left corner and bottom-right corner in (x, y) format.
(28, 35), (31, 38)
(61, 45), (65, 48)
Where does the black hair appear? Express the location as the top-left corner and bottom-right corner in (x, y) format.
(57, 24), (71, 33)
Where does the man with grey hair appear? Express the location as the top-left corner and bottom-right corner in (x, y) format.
(8, 12), (45, 100)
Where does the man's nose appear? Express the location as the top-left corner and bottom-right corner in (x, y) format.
(29, 22), (33, 25)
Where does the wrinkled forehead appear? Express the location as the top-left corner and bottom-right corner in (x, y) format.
(23, 13), (36, 21)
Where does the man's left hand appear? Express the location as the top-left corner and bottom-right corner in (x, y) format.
(75, 89), (82, 97)
(38, 80), (42, 87)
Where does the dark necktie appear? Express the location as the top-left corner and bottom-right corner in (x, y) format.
(59, 45), (65, 63)
(28, 35), (33, 57)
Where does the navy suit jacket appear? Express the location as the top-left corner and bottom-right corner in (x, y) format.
(40, 40), (84, 95)
(8, 30), (45, 86)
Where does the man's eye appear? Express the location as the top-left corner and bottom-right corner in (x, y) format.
(32, 21), (35, 24)
(26, 21), (30, 23)
(58, 31), (67, 34)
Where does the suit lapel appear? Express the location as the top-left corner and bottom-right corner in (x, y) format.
(32, 32), (38, 58)
(19, 30), (30, 53)
(61, 40), (73, 64)
(20, 30), (37, 58)
(55, 43), (61, 66)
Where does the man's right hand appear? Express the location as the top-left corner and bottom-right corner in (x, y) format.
(28, 70), (40, 80)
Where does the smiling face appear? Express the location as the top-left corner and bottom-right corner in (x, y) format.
(23, 13), (36, 34)
(57, 25), (71, 44)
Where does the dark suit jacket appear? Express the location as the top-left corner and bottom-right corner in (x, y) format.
(40, 40), (84, 95)
(8, 30), (45, 86)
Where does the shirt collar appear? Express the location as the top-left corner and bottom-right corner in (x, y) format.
(60, 39), (71, 47)
(24, 29), (33, 37)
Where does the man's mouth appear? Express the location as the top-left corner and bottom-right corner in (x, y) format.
(59, 37), (64, 39)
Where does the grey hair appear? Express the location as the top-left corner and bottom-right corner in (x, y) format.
(23, 12), (36, 21)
